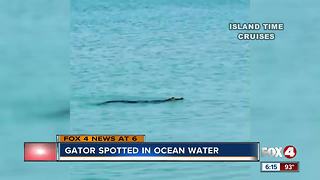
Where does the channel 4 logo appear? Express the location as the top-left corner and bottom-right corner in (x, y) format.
(261, 145), (297, 159)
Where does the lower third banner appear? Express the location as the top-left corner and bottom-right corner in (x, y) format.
(58, 142), (259, 162)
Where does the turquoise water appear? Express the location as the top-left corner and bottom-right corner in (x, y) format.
(0, 0), (69, 179)
(71, 0), (251, 179)
(1, 0), (319, 179)
(251, 0), (320, 179)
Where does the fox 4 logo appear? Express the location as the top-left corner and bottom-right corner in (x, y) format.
(261, 145), (297, 159)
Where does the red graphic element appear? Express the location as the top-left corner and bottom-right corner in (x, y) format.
(283, 145), (297, 159)
(24, 143), (57, 161)
(280, 162), (299, 171)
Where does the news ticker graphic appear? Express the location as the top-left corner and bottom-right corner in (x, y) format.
(24, 135), (259, 162)
(56, 135), (145, 143)
(261, 162), (299, 172)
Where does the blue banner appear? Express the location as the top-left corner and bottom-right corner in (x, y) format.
(58, 142), (259, 161)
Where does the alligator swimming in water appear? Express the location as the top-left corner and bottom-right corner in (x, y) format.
(97, 97), (184, 105)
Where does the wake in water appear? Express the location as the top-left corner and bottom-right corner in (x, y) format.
(97, 97), (184, 105)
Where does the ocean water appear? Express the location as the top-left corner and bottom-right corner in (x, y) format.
(0, 0), (69, 179)
(1, 0), (318, 179)
(71, 0), (251, 179)
(251, 0), (320, 179)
